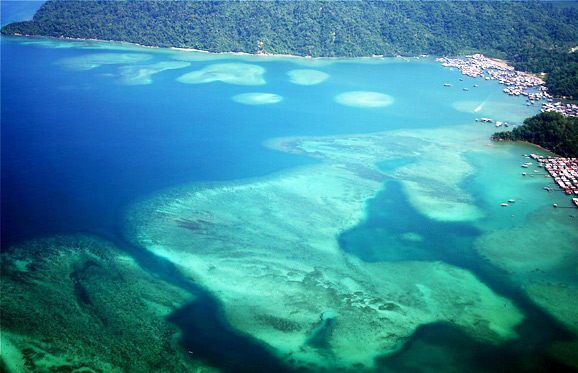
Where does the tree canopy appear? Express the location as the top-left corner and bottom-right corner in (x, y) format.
(492, 112), (578, 158)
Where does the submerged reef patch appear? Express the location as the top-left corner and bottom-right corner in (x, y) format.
(287, 69), (329, 85)
(232, 92), (283, 105)
(118, 61), (191, 85)
(334, 91), (394, 108)
(0, 235), (214, 372)
(55, 52), (152, 71)
(176, 63), (266, 85)
(126, 127), (525, 370)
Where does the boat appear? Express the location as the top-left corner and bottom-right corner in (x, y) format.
(553, 203), (558, 208)
(501, 203), (508, 206)
(508, 199), (515, 203)
(444, 83), (452, 87)
(522, 172), (527, 176)
(463, 88), (469, 91)
(573, 198), (578, 207)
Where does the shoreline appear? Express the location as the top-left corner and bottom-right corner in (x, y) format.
(492, 138), (559, 157)
(3, 33), (395, 61)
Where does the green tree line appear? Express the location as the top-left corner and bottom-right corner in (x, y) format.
(492, 112), (578, 158)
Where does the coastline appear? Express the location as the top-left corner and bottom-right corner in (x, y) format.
(3, 33), (378, 61)
(492, 139), (559, 157)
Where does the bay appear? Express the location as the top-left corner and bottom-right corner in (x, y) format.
(2, 35), (577, 372)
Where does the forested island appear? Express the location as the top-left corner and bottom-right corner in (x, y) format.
(492, 112), (578, 158)
(2, 0), (578, 98)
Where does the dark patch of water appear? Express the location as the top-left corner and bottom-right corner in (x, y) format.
(307, 316), (335, 350)
(339, 182), (480, 264)
(339, 181), (577, 371)
(377, 322), (578, 373)
(104, 230), (292, 373)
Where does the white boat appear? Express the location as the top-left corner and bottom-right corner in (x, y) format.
(444, 83), (452, 87)
(501, 203), (508, 207)
(573, 198), (578, 207)
(508, 199), (515, 203)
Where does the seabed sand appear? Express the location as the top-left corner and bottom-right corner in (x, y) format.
(474, 205), (578, 367)
(287, 69), (330, 85)
(335, 91), (394, 108)
(117, 61), (191, 85)
(0, 234), (217, 373)
(176, 63), (266, 85)
(126, 125), (524, 370)
(232, 92), (283, 105)
(452, 99), (532, 124)
(55, 52), (152, 71)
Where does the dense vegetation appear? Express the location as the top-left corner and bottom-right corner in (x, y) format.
(2, 1), (578, 97)
(492, 112), (578, 157)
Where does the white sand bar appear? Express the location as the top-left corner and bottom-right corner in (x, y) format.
(176, 63), (266, 85)
(335, 91), (394, 108)
(118, 61), (191, 85)
(287, 69), (330, 85)
(232, 92), (283, 105)
(55, 52), (152, 71)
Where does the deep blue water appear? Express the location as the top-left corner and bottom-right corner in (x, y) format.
(0, 37), (495, 246)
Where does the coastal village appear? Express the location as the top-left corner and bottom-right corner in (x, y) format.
(437, 55), (578, 209)
(523, 154), (578, 208)
(437, 54), (578, 118)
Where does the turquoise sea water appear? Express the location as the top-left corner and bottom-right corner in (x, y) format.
(2, 34), (578, 372)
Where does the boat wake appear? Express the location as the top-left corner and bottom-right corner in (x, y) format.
(474, 93), (494, 113)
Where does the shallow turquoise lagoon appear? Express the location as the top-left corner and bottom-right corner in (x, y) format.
(2, 36), (578, 372)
